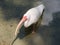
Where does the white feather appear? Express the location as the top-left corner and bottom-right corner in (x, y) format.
(24, 4), (45, 27)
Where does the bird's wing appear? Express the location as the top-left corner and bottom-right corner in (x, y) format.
(36, 9), (45, 28)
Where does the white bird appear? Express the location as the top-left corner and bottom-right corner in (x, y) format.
(15, 4), (45, 36)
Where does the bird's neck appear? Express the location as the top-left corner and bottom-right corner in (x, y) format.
(36, 4), (45, 13)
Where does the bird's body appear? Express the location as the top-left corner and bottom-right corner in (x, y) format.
(24, 4), (45, 27)
(15, 4), (45, 36)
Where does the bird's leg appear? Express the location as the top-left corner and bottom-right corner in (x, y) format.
(32, 24), (36, 34)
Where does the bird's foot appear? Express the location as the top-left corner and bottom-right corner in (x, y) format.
(32, 31), (36, 34)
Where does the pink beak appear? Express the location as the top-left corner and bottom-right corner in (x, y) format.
(19, 16), (27, 27)
(15, 16), (27, 36)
